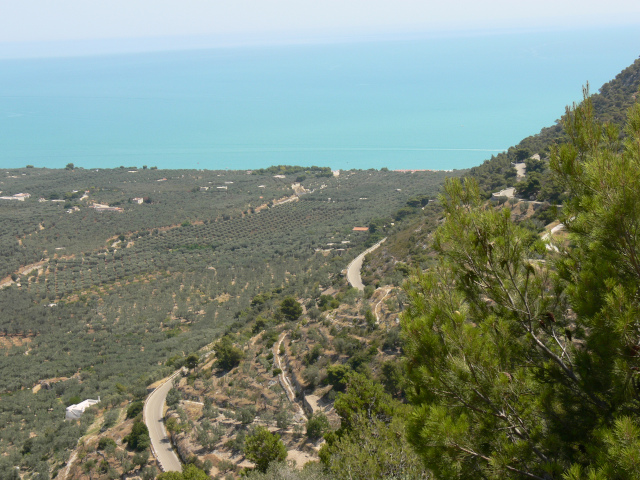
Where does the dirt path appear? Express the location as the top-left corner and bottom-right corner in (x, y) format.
(373, 286), (394, 324)
(61, 451), (77, 480)
(60, 415), (103, 480)
(273, 333), (306, 418)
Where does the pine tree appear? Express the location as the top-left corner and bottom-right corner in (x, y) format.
(402, 93), (640, 479)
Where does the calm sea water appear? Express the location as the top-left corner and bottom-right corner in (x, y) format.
(1, 27), (639, 171)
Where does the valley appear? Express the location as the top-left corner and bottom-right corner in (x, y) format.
(0, 165), (453, 479)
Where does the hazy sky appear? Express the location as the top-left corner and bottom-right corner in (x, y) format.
(2, 0), (640, 56)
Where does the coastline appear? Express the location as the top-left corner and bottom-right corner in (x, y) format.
(2, 29), (638, 173)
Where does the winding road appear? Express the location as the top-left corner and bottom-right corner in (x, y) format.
(346, 238), (386, 291)
(141, 237), (385, 471)
(144, 372), (182, 472)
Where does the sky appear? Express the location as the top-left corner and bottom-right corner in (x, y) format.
(2, 0), (640, 57)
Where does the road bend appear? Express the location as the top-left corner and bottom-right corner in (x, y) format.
(346, 238), (387, 291)
(144, 372), (182, 472)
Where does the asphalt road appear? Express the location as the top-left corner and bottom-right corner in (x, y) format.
(346, 238), (386, 291)
(144, 373), (182, 472)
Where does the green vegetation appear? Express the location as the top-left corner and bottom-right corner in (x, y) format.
(2, 52), (640, 480)
(306, 412), (330, 439)
(402, 95), (640, 478)
(214, 335), (245, 371)
(469, 58), (640, 201)
(123, 420), (150, 451)
(326, 364), (350, 392)
(126, 400), (144, 419)
(0, 165), (451, 478)
(320, 373), (427, 479)
(157, 464), (210, 480)
(97, 437), (117, 451)
(244, 461), (330, 480)
(244, 426), (288, 473)
(251, 165), (333, 177)
(280, 296), (303, 321)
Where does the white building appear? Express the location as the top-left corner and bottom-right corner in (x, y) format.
(65, 397), (100, 420)
(0, 193), (31, 201)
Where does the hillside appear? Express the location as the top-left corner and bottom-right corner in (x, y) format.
(71, 77), (640, 477)
(468, 56), (640, 198)
(366, 55), (640, 278)
(2, 53), (640, 480)
(328, 57), (640, 480)
(0, 166), (456, 479)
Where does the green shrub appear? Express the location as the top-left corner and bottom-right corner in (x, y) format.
(244, 426), (287, 473)
(306, 412), (330, 439)
(126, 401), (144, 419)
(166, 387), (181, 407)
(97, 437), (117, 451)
(326, 364), (350, 392)
(124, 421), (150, 451)
(235, 406), (256, 424)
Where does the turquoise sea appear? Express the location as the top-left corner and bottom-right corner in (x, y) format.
(1, 27), (639, 171)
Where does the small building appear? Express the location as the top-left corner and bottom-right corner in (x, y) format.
(132, 197), (144, 204)
(0, 193), (30, 201)
(65, 397), (100, 420)
(491, 187), (515, 201)
(352, 227), (369, 232)
(91, 204), (123, 212)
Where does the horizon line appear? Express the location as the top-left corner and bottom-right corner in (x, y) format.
(1, 23), (639, 60)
